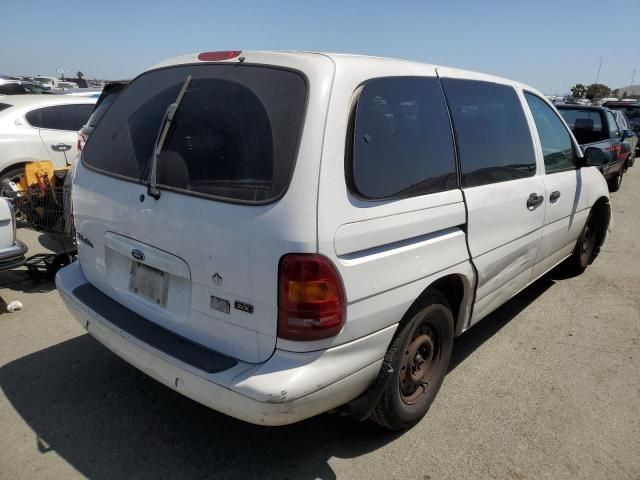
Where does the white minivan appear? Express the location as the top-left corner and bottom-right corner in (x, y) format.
(56, 51), (611, 430)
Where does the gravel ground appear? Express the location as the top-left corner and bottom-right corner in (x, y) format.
(0, 168), (638, 480)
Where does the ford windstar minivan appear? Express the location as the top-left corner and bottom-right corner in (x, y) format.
(57, 51), (611, 430)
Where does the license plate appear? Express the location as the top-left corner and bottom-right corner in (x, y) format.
(129, 261), (169, 307)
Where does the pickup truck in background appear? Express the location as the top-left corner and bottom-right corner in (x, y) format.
(558, 105), (634, 191)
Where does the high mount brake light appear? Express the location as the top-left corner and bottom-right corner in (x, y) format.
(197, 51), (242, 62)
(278, 254), (345, 341)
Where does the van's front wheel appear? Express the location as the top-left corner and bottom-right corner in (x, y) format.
(370, 292), (454, 430)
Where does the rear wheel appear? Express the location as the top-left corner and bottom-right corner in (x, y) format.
(370, 291), (454, 431)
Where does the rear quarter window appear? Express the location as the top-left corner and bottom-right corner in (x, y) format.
(349, 76), (457, 199)
(26, 104), (94, 131)
(82, 64), (307, 204)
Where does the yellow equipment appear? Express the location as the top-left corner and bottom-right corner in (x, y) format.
(19, 160), (71, 192)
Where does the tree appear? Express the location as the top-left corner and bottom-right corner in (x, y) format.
(570, 84), (587, 98)
(76, 71), (84, 79)
(585, 83), (611, 100)
(612, 88), (619, 97)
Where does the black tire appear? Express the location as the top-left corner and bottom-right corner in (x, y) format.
(370, 291), (454, 431)
(562, 211), (599, 276)
(607, 168), (623, 192)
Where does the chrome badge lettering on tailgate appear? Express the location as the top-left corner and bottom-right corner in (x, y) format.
(234, 301), (254, 314)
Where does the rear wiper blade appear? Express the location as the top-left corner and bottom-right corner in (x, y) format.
(146, 75), (192, 200)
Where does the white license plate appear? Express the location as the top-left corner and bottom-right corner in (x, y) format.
(129, 261), (169, 306)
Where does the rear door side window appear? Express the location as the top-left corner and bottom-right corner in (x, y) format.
(614, 111), (629, 130)
(26, 104), (93, 131)
(350, 76), (457, 199)
(440, 79), (536, 188)
(606, 111), (620, 138)
(524, 93), (576, 173)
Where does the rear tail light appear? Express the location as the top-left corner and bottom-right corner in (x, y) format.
(197, 51), (242, 62)
(278, 254), (345, 341)
(77, 131), (87, 151)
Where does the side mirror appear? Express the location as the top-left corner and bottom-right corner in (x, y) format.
(621, 129), (634, 140)
(581, 147), (607, 167)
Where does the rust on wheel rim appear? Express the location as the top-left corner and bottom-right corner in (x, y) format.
(400, 324), (438, 405)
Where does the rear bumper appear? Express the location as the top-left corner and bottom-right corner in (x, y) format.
(0, 240), (27, 271)
(56, 262), (393, 426)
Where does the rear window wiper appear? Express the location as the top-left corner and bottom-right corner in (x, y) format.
(146, 75), (192, 199)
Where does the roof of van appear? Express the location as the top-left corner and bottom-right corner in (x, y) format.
(148, 50), (540, 94)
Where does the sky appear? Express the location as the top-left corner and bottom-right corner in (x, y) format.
(2, 0), (639, 95)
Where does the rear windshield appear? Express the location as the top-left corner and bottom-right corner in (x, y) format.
(82, 64), (307, 203)
(558, 109), (605, 144)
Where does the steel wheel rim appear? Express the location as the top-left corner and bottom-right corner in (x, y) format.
(400, 322), (440, 405)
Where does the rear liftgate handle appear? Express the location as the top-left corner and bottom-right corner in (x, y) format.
(527, 193), (544, 210)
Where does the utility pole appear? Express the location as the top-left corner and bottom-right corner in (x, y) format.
(631, 68), (636, 87)
(595, 57), (603, 85)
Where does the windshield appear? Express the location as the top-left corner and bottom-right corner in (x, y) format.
(82, 64), (307, 203)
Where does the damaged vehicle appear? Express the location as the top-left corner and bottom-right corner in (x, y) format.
(57, 51), (610, 430)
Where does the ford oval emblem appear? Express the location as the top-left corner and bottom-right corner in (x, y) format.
(131, 249), (145, 261)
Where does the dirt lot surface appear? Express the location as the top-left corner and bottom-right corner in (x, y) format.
(1, 169), (639, 480)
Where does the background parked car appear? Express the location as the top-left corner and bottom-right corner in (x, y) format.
(603, 101), (640, 153)
(0, 80), (53, 95)
(611, 109), (637, 166)
(557, 105), (633, 191)
(32, 76), (58, 89)
(0, 95), (96, 191)
(0, 197), (27, 271)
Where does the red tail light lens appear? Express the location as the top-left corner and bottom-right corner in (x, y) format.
(197, 51), (242, 61)
(278, 254), (345, 341)
(77, 132), (87, 151)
